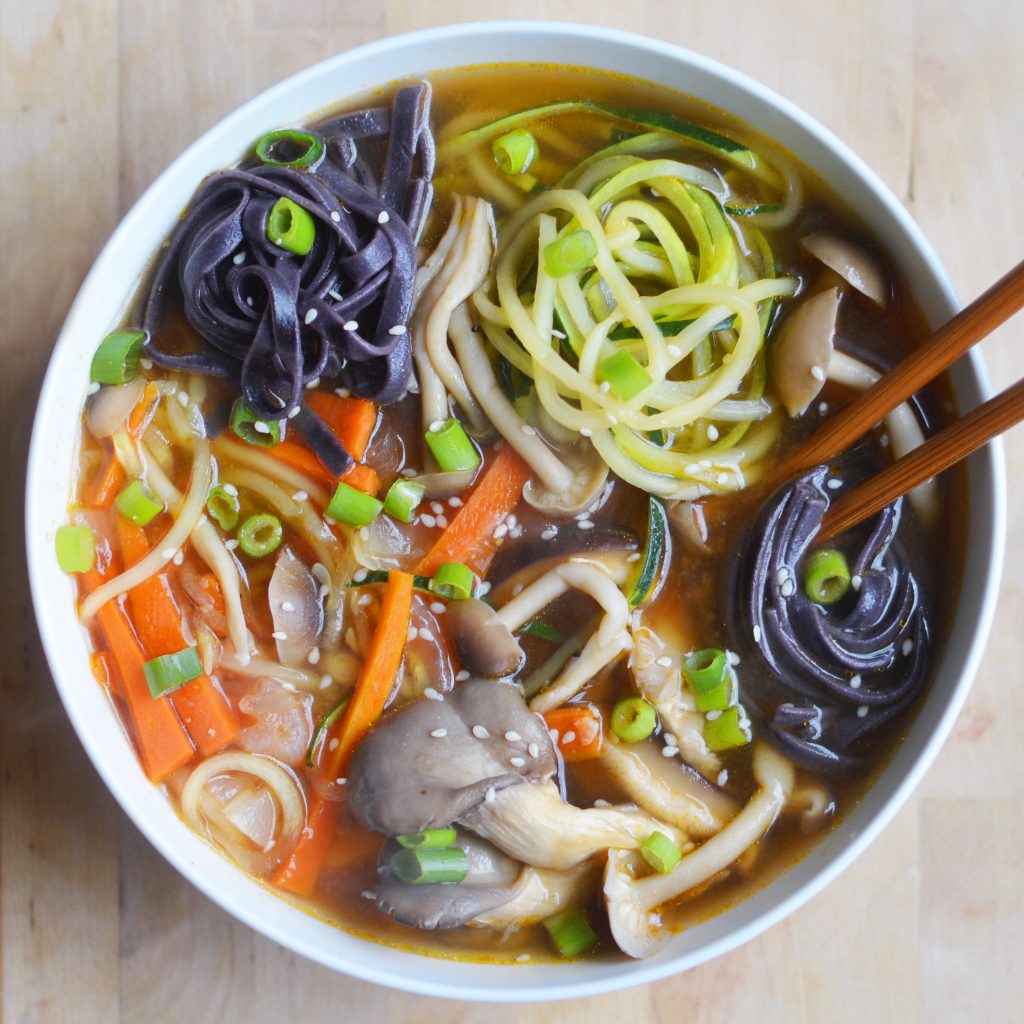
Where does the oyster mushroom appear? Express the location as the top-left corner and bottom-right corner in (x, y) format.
(268, 547), (324, 667)
(768, 286), (841, 416)
(444, 598), (525, 678)
(801, 232), (889, 308)
(472, 861), (601, 928)
(349, 678), (679, 871)
(603, 742), (795, 958)
(374, 831), (529, 930)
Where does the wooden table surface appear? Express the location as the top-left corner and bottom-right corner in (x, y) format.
(2, 2), (1022, 1021)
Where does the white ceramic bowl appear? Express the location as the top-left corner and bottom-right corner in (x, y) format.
(27, 20), (1005, 1002)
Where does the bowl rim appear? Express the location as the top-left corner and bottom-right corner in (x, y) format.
(26, 19), (1006, 1002)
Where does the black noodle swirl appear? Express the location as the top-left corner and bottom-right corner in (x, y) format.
(141, 83), (435, 472)
(739, 466), (929, 770)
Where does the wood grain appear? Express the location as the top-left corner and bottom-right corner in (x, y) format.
(2, 2), (1022, 1022)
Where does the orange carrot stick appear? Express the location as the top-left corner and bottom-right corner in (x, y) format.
(340, 462), (380, 495)
(416, 445), (532, 576)
(269, 440), (336, 491)
(544, 704), (604, 761)
(272, 794), (342, 895)
(116, 518), (239, 756)
(304, 391), (378, 462)
(84, 570), (195, 782)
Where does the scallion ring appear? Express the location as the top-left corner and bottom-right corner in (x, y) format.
(703, 706), (751, 752)
(682, 648), (729, 693)
(610, 696), (657, 743)
(267, 197), (316, 257)
(597, 350), (653, 401)
(640, 830), (683, 874)
(492, 128), (538, 175)
(326, 481), (383, 527)
(55, 525), (95, 574)
(255, 128), (325, 168)
(429, 562), (474, 601)
(143, 646), (203, 698)
(395, 828), (458, 850)
(237, 513), (283, 558)
(803, 548), (852, 604)
(384, 477), (425, 523)
(424, 418), (480, 473)
(230, 398), (280, 448)
(90, 330), (145, 385)
(115, 479), (165, 527)
(206, 484), (241, 532)
(389, 846), (468, 885)
(543, 908), (599, 957)
(542, 229), (598, 278)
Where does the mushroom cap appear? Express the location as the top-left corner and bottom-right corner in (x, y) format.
(444, 598), (524, 678)
(268, 547), (324, 667)
(375, 831), (528, 930)
(801, 232), (888, 308)
(523, 441), (610, 517)
(603, 849), (666, 959)
(768, 286), (841, 416)
(348, 677), (556, 835)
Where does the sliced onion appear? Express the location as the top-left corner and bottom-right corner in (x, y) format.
(222, 786), (278, 850)
(237, 679), (314, 767)
(86, 378), (145, 440)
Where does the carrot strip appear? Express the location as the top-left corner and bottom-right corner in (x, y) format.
(544, 704), (604, 761)
(325, 570), (414, 782)
(90, 652), (112, 691)
(115, 518), (239, 756)
(84, 569), (195, 782)
(341, 462), (380, 495)
(304, 391), (378, 462)
(416, 445), (532, 576)
(272, 794), (342, 895)
(269, 440), (336, 491)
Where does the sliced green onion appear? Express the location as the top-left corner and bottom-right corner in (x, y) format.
(703, 706), (751, 752)
(90, 330), (145, 385)
(396, 828), (458, 850)
(682, 648), (729, 693)
(384, 477), (425, 523)
(306, 699), (349, 769)
(517, 619), (564, 644)
(543, 229), (598, 278)
(55, 525), (95, 574)
(255, 128), (325, 168)
(695, 679), (732, 713)
(424, 418), (480, 473)
(237, 513), (283, 558)
(267, 197), (316, 256)
(611, 696), (657, 743)
(597, 350), (653, 401)
(230, 399), (280, 448)
(143, 646), (203, 698)
(326, 480), (383, 527)
(429, 562), (474, 601)
(543, 908), (599, 957)
(492, 128), (538, 175)
(115, 479), (165, 526)
(640, 831), (682, 874)
(206, 484), (241, 532)
(803, 548), (852, 604)
(389, 846), (468, 885)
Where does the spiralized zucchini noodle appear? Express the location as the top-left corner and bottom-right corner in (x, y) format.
(459, 112), (799, 501)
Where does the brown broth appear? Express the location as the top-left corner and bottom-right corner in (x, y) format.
(72, 63), (966, 963)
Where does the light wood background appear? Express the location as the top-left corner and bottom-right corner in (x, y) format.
(2, 2), (1022, 1021)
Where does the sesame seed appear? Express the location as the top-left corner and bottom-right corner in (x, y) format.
(509, 756), (526, 767)
(472, 725), (490, 739)
(328, 289), (344, 301)
(485, 787), (496, 804)
(334, 387), (351, 398)
(851, 574), (863, 591)
(139, 358), (153, 370)
(880, 434), (890, 448)
(606, 414), (618, 425)
(377, 211), (390, 224)
(662, 746), (680, 757)
(727, 650), (740, 666)
(430, 728), (448, 738)
(292, 491), (308, 502)
(430, 502), (445, 515)
(307, 648), (321, 665)
(448, 496), (463, 508)
(707, 425), (719, 441)
(430, 601), (446, 615)
(401, 467), (419, 477)
(580, 428), (593, 437)
(827, 478), (842, 490)
(177, 391), (190, 407)
(717, 473), (730, 486)
(428, 419), (445, 433)
(253, 420), (270, 434)
(358, 527), (369, 540)
(810, 365), (826, 382)
(232, 250), (246, 265)
(656, 656), (673, 668)
(304, 308), (318, 325)
(562, 731), (576, 745)
(305, 377), (321, 390)
(436, 515), (448, 529)
(717, 770), (729, 786)
(663, 733), (677, 746)
(330, 211), (341, 222)
(626, 552), (641, 563)
(476, 582), (491, 597)
(224, 539), (239, 551)
(357, 593), (372, 608)
(551, 329), (566, 340)
(705, 710), (722, 721)
(361, 890), (375, 900)
(685, 463), (699, 475)
(343, 320), (359, 332)
(578, 520), (595, 530)
(319, 674), (333, 689)
(528, 742), (540, 758)
(598, 381), (611, 394)
(160, 547), (177, 560)
(281, 601), (295, 612)
(172, 550), (185, 566)
(455, 669), (470, 681)
(420, 513), (436, 528)
(505, 731), (521, 742)
(271, 631), (287, 640)
(388, 324), (406, 336)
(818, 401), (829, 415)
(593, 798), (611, 808)
(520, 424), (537, 435)
(753, 624), (762, 643)
(493, 523), (508, 539)
(516, 954), (531, 963)
(407, 626), (419, 642)
(857, 705), (869, 718)
(850, 674), (862, 689)
(423, 687), (443, 701)
(540, 527), (557, 540)
(781, 578), (796, 597)
(287, 406), (301, 419)
(667, 344), (682, 359)
(902, 638), (914, 656)
(246, 296), (254, 306)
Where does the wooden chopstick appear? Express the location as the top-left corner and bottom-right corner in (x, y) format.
(778, 258), (1024, 481)
(818, 376), (1024, 540)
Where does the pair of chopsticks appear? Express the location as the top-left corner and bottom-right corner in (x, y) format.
(776, 259), (1024, 541)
